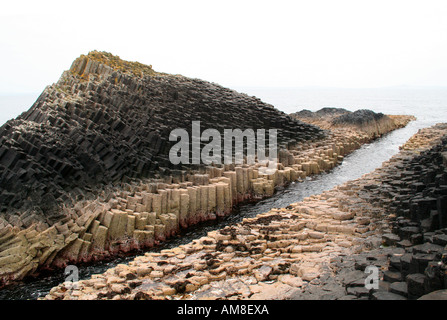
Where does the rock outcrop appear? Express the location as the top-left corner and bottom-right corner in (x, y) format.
(0, 52), (414, 289)
(0, 51), (328, 286)
(362, 125), (447, 299)
(1, 51), (323, 222)
(291, 108), (415, 139)
(43, 123), (446, 301)
(292, 107), (350, 120)
(0, 51), (326, 287)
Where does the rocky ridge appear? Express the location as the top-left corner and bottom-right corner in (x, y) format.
(40, 118), (434, 301)
(0, 51), (323, 286)
(1, 51), (323, 221)
(0, 52), (414, 288)
(291, 108), (416, 139)
(1, 112), (407, 288)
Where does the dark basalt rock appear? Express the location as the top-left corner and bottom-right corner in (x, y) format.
(0, 51), (325, 227)
(290, 107), (385, 126)
(315, 107), (351, 117)
(290, 107), (350, 120)
(357, 126), (447, 299)
(331, 109), (386, 126)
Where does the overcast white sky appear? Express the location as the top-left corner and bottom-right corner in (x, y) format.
(1, 0), (447, 94)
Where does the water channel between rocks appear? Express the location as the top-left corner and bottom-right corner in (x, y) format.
(0, 120), (429, 300)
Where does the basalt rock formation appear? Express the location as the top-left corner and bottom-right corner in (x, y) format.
(0, 52), (415, 289)
(292, 107), (350, 120)
(43, 124), (446, 301)
(0, 51), (327, 286)
(0, 51), (323, 225)
(291, 108), (415, 139)
(331, 109), (385, 126)
(361, 125), (447, 299)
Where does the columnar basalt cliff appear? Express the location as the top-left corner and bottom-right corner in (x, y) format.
(0, 51), (328, 286)
(0, 52), (413, 288)
(43, 124), (447, 301)
(1, 51), (323, 218)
